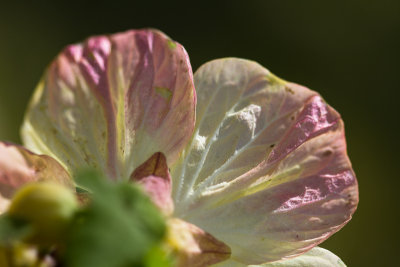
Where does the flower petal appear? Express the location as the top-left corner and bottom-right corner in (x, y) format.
(167, 218), (231, 267)
(131, 152), (173, 215)
(171, 59), (358, 264)
(0, 142), (73, 212)
(22, 29), (196, 180)
(214, 247), (346, 267)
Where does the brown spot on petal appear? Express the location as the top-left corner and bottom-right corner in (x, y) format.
(285, 86), (295, 94)
(322, 149), (333, 157)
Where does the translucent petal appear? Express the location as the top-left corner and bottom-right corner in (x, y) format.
(0, 142), (73, 212)
(214, 247), (347, 267)
(171, 58), (358, 264)
(22, 29), (196, 180)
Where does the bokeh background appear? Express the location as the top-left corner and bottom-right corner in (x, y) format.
(0, 1), (398, 266)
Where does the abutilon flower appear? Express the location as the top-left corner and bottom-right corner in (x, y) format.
(0, 29), (358, 266)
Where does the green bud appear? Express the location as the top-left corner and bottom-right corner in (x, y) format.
(8, 182), (78, 245)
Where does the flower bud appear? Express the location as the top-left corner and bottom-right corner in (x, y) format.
(8, 182), (78, 245)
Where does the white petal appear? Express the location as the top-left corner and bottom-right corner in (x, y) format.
(172, 58), (357, 264)
(213, 247), (346, 267)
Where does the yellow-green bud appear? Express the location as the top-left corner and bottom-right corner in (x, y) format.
(8, 182), (78, 245)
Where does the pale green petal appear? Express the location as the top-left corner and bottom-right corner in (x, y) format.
(22, 29), (195, 181)
(213, 247), (346, 267)
(212, 258), (246, 267)
(260, 247), (346, 267)
(172, 58), (358, 264)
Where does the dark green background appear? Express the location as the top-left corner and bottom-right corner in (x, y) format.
(0, 1), (398, 266)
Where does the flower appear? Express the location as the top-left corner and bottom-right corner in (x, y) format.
(0, 29), (358, 266)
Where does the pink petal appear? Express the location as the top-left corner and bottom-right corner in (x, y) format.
(22, 29), (196, 181)
(130, 152), (173, 215)
(171, 58), (358, 264)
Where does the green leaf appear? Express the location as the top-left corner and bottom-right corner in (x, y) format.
(65, 170), (168, 267)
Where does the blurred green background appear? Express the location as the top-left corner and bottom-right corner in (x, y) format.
(0, 0), (398, 266)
